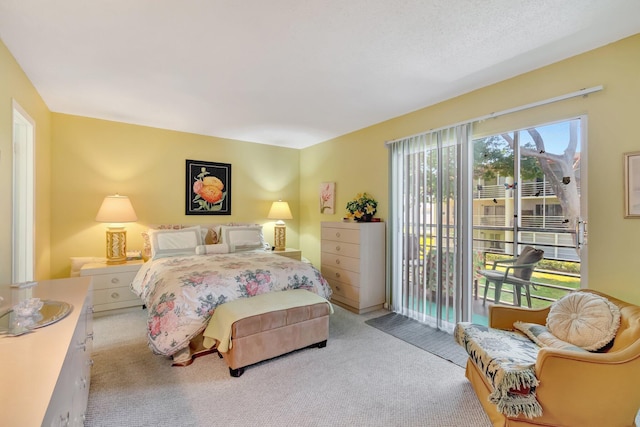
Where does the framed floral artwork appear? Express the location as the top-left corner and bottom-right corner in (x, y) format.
(320, 182), (335, 214)
(186, 159), (232, 215)
(624, 151), (640, 218)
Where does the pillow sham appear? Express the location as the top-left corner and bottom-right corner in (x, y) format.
(513, 321), (588, 352)
(142, 224), (181, 260)
(149, 226), (203, 259)
(142, 224), (221, 260)
(546, 292), (621, 351)
(219, 225), (266, 252)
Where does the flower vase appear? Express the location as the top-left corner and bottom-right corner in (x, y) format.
(357, 214), (373, 222)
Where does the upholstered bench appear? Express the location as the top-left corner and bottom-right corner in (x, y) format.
(202, 289), (332, 377)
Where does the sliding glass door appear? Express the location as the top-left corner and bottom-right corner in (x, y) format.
(389, 117), (586, 330)
(473, 118), (586, 307)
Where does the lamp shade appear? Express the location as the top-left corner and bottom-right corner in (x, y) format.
(95, 194), (138, 223)
(267, 200), (293, 220)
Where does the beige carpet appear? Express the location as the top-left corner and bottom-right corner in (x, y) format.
(85, 305), (492, 427)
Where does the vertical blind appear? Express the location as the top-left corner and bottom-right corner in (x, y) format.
(388, 124), (472, 331)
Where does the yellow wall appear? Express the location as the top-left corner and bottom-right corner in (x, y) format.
(0, 39), (51, 288)
(3, 32), (640, 304)
(50, 114), (300, 278)
(300, 33), (640, 304)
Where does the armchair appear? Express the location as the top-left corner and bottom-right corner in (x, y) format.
(464, 290), (640, 427)
(480, 246), (544, 308)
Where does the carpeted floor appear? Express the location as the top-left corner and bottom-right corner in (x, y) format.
(86, 305), (491, 427)
(365, 313), (468, 368)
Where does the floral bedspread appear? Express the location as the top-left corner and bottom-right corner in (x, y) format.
(131, 250), (332, 357)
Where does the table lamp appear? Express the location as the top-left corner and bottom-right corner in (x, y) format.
(267, 200), (293, 251)
(95, 194), (138, 264)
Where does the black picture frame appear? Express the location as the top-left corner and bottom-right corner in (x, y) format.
(185, 159), (232, 215)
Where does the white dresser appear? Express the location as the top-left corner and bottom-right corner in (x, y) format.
(0, 277), (93, 427)
(321, 221), (386, 314)
(80, 260), (143, 314)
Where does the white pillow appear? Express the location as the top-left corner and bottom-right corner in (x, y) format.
(546, 292), (621, 351)
(149, 226), (203, 259)
(513, 321), (588, 352)
(219, 225), (266, 252)
(195, 243), (230, 255)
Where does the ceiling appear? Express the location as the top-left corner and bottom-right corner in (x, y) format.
(1, 1), (640, 149)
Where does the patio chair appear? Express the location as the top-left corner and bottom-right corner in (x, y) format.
(479, 246), (544, 308)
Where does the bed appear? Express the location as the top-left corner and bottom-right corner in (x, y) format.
(130, 223), (332, 364)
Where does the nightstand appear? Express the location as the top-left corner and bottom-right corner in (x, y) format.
(273, 248), (302, 261)
(80, 260), (144, 314)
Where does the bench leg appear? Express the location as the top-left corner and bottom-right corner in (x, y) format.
(228, 340), (327, 378)
(229, 366), (245, 377)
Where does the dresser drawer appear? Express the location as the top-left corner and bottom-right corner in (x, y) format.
(90, 271), (137, 290)
(330, 293), (360, 310)
(94, 286), (139, 306)
(321, 227), (360, 244)
(321, 265), (360, 287)
(321, 252), (360, 273)
(320, 240), (360, 258)
(326, 278), (360, 303)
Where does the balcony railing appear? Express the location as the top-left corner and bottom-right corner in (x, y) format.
(474, 214), (569, 229)
(475, 181), (580, 199)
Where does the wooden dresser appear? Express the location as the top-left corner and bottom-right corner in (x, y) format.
(321, 221), (385, 313)
(0, 277), (93, 427)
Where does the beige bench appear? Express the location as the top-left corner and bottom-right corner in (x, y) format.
(203, 289), (332, 377)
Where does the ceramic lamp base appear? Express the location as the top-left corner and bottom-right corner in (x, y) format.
(273, 223), (286, 251)
(105, 227), (127, 264)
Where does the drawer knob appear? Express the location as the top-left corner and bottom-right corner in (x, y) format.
(335, 272), (340, 278)
(336, 232), (341, 238)
(111, 292), (120, 299)
(335, 285), (341, 291)
(335, 259), (340, 265)
(111, 277), (120, 284)
(335, 245), (341, 251)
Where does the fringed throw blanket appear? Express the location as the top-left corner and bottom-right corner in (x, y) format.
(454, 322), (543, 419)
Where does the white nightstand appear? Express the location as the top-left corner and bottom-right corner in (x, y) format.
(80, 260), (144, 314)
(273, 248), (302, 261)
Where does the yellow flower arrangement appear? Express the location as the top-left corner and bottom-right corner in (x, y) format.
(345, 192), (378, 221)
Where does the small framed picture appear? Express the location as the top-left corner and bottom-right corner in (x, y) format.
(624, 151), (640, 218)
(320, 182), (335, 214)
(186, 159), (231, 215)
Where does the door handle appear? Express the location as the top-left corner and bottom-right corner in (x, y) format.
(576, 219), (587, 248)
